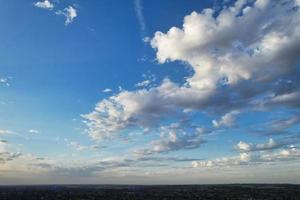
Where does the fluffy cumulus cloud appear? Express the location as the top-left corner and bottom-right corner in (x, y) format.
(151, 0), (300, 109)
(34, 0), (54, 10)
(192, 147), (300, 168)
(235, 136), (300, 152)
(193, 136), (300, 168)
(83, 0), (300, 159)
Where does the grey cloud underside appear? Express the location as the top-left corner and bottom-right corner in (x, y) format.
(135, 122), (207, 155)
(31, 156), (203, 177)
(251, 115), (300, 135)
(82, 0), (300, 156)
(0, 152), (21, 164)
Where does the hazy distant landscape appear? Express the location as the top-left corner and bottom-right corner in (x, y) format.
(0, 184), (299, 200)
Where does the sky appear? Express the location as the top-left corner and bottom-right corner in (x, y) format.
(0, 0), (300, 185)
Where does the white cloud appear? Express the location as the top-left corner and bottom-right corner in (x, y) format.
(151, 0), (300, 100)
(103, 88), (112, 93)
(28, 129), (39, 134)
(193, 135), (300, 168)
(135, 73), (156, 88)
(34, 0), (54, 10)
(83, 0), (300, 147)
(0, 77), (10, 87)
(212, 110), (240, 128)
(34, 1), (78, 26)
(82, 78), (215, 140)
(0, 129), (14, 135)
(235, 141), (252, 152)
(192, 146), (300, 168)
(235, 136), (300, 153)
(56, 6), (77, 26)
(235, 139), (278, 152)
(135, 80), (151, 88)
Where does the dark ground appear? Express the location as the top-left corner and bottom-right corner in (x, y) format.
(0, 184), (299, 200)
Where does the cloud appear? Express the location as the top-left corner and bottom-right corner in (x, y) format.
(150, 0), (300, 108)
(82, 0), (300, 162)
(0, 129), (14, 135)
(34, 0), (54, 10)
(82, 78), (216, 140)
(34, 1), (77, 26)
(236, 139), (285, 153)
(67, 140), (104, 152)
(0, 77), (11, 87)
(253, 115), (300, 135)
(192, 146), (300, 168)
(56, 6), (78, 26)
(212, 110), (240, 128)
(135, 73), (156, 88)
(235, 135), (300, 153)
(135, 80), (151, 88)
(103, 88), (112, 93)
(135, 123), (206, 155)
(264, 90), (300, 108)
(0, 141), (21, 164)
(193, 135), (300, 168)
(0, 152), (21, 164)
(28, 129), (39, 134)
(24, 154), (200, 178)
(0, 140), (8, 153)
(134, 0), (147, 37)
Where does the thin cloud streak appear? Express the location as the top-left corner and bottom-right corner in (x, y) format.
(134, 0), (147, 38)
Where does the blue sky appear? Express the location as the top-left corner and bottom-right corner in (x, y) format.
(0, 0), (300, 184)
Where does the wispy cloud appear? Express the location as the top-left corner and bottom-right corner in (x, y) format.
(0, 77), (11, 87)
(0, 129), (14, 135)
(134, 0), (147, 38)
(28, 129), (39, 134)
(56, 6), (78, 26)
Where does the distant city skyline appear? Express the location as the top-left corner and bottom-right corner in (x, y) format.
(0, 0), (300, 184)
